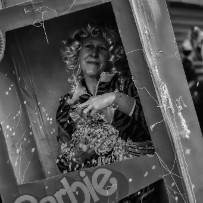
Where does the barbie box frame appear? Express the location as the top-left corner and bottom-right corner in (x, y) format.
(0, 0), (203, 202)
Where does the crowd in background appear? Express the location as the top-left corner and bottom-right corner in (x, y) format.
(180, 26), (203, 132)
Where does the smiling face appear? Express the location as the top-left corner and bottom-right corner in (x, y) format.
(78, 37), (110, 79)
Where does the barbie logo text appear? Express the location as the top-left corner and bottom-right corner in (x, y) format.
(15, 168), (118, 203)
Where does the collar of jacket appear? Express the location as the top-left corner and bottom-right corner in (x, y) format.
(68, 72), (116, 105)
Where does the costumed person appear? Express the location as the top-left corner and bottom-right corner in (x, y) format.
(56, 22), (156, 202)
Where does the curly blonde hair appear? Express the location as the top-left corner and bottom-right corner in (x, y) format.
(61, 23), (125, 89)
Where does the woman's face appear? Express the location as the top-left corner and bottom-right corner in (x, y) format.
(78, 37), (110, 78)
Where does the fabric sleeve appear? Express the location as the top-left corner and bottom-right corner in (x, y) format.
(122, 77), (149, 132)
(56, 93), (76, 141)
(128, 100), (136, 116)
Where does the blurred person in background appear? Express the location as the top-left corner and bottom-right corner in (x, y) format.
(180, 26), (202, 85)
(181, 26), (203, 133)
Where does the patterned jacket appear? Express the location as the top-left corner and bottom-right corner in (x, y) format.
(56, 72), (151, 142)
(56, 72), (154, 173)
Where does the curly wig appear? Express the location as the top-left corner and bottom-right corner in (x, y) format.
(61, 23), (125, 88)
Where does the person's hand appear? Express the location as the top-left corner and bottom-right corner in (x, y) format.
(78, 92), (115, 119)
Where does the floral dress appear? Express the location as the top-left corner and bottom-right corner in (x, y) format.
(56, 72), (154, 173)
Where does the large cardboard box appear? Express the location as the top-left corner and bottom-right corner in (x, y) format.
(0, 0), (203, 202)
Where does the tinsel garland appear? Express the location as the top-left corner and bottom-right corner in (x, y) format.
(60, 112), (155, 165)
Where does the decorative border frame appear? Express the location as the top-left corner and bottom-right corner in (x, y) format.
(0, 0), (203, 202)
